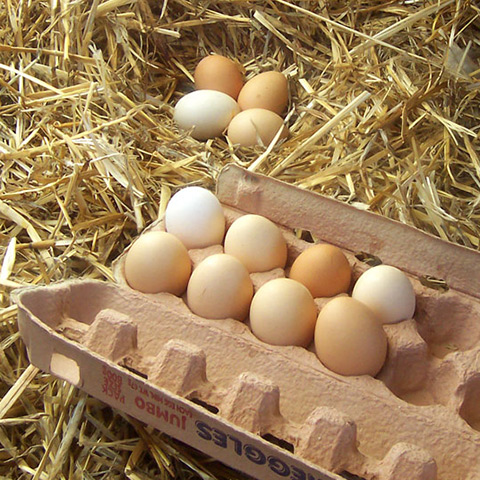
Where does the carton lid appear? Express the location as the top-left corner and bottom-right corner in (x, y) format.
(216, 164), (480, 299)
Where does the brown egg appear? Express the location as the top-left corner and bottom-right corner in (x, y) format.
(237, 71), (288, 115)
(227, 108), (288, 147)
(249, 278), (317, 347)
(289, 244), (351, 298)
(186, 254), (253, 321)
(224, 214), (287, 273)
(124, 231), (191, 295)
(314, 296), (387, 376)
(194, 55), (244, 100)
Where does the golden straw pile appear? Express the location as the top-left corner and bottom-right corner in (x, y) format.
(1, 0), (479, 478)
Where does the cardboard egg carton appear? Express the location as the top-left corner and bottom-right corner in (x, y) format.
(13, 164), (480, 480)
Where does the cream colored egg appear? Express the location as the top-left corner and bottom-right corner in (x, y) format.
(249, 278), (317, 347)
(124, 231), (191, 295)
(352, 265), (416, 324)
(173, 90), (240, 140)
(314, 296), (387, 376)
(227, 108), (288, 147)
(224, 214), (287, 273)
(186, 254), (253, 321)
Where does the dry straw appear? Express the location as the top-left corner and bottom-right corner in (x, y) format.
(0, 0), (479, 478)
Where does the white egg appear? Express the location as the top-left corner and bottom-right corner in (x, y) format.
(165, 186), (225, 249)
(173, 90), (240, 140)
(351, 264), (416, 324)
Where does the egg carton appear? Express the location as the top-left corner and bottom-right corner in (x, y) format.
(13, 164), (480, 480)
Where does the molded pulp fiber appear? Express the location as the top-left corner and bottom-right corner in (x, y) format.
(13, 165), (480, 480)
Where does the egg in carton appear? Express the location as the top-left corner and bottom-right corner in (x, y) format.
(13, 165), (480, 480)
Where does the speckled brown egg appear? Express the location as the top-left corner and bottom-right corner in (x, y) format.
(237, 71), (288, 115)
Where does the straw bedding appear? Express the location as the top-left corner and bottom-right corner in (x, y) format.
(0, 0), (479, 478)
